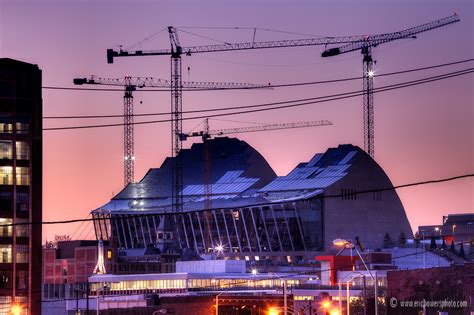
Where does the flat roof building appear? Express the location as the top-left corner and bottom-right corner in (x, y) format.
(0, 58), (42, 315)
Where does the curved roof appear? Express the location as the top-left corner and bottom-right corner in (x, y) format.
(113, 137), (277, 200)
(94, 143), (361, 214)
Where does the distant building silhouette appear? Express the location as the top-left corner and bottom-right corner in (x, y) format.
(0, 58), (42, 314)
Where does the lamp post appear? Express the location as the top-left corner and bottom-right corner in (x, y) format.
(333, 239), (378, 315)
(215, 291), (226, 315)
(452, 225), (456, 243)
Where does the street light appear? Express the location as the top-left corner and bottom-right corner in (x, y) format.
(333, 239), (378, 315)
(10, 304), (22, 315)
(452, 225), (457, 243)
(268, 307), (279, 315)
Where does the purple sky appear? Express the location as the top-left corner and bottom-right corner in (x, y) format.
(1, 0), (473, 241)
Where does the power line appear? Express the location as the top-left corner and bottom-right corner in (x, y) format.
(2, 173), (473, 227)
(42, 68), (473, 131)
(41, 58), (473, 96)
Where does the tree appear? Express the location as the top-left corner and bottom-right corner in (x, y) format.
(383, 233), (393, 248)
(430, 236), (437, 250)
(450, 240), (455, 253)
(459, 242), (465, 258)
(398, 232), (407, 247)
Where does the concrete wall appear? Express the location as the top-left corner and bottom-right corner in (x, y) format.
(324, 147), (413, 250)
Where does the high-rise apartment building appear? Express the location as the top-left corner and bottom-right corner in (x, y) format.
(0, 59), (42, 315)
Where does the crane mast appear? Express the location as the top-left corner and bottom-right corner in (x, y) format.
(124, 77), (135, 185)
(322, 14), (460, 158)
(73, 75), (265, 187)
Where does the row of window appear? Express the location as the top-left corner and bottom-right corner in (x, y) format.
(0, 271), (28, 289)
(0, 245), (28, 263)
(0, 218), (29, 237)
(0, 141), (29, 160)
(0, 191), (29, 212)
(0, 167), (29, 185)
(0, 119), (30, 135)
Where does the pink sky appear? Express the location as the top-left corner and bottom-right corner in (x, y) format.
(1, 0), (472, 241)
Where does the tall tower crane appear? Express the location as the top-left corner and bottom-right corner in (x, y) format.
(106, 14), (458, 213)
(180, 119), (333, 251)
(73, 75), (266, 187)
(106, 28), (370, 215)
(322, 14), (459, 158)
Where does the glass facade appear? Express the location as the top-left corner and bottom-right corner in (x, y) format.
(98, 199), (323, 261)
(89, 275), (303, 296)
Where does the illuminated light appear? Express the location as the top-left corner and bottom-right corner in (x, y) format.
(214, 243), (224, 254)
(333, 239), (348, 247)
(367, 70), (375, 77)
(0, 218), (6, 223)
(268, 307), (278, 315)
(131, 156), (135, 160)
(322, 301), (331, 309)
(139, 201), (144, 206)
(124, 156), (128, 160)
(133, 200), (138, 205)
(10, 304), (22, 315)
(251, 268), (258, 275)
(330, 310), (340, 315)
(435, 227), (439, 231)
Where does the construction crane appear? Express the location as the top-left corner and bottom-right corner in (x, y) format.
(106, 15), (458, 214)
(322, 14), (460, 158)
(106, 28), (372, 215)
(73, 75), (266, 187)
(180, 119), (333, 251)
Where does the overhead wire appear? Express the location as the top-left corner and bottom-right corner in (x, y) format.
(41, 58), (474, 96)
(41, 68), (474, 131)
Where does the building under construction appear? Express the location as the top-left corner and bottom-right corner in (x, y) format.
(91, 138), (412, 264)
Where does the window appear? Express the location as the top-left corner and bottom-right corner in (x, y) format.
(16, 245), (28, 263)
(0, 192), (12, 212)
(16, 192), (29, 212)
(0, 296), (12, 314)
(0, 245), (12, 263)
(0, 116), (13, 134)
(0, 219), (12, 237)
(0, 167), (13, 185)
(16, 167), (29, 186)
(15, 219), (28, 237)
(15, 142), (29, 160)
(341, 188), (357, 200)
(0, 141), (12, 159)
(373, 191), (382, 201)
(16, 271), (28, 290)
(107, 250), (112, 260)
(15, 116), (30, 135)
(0, 271), (12, 289)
